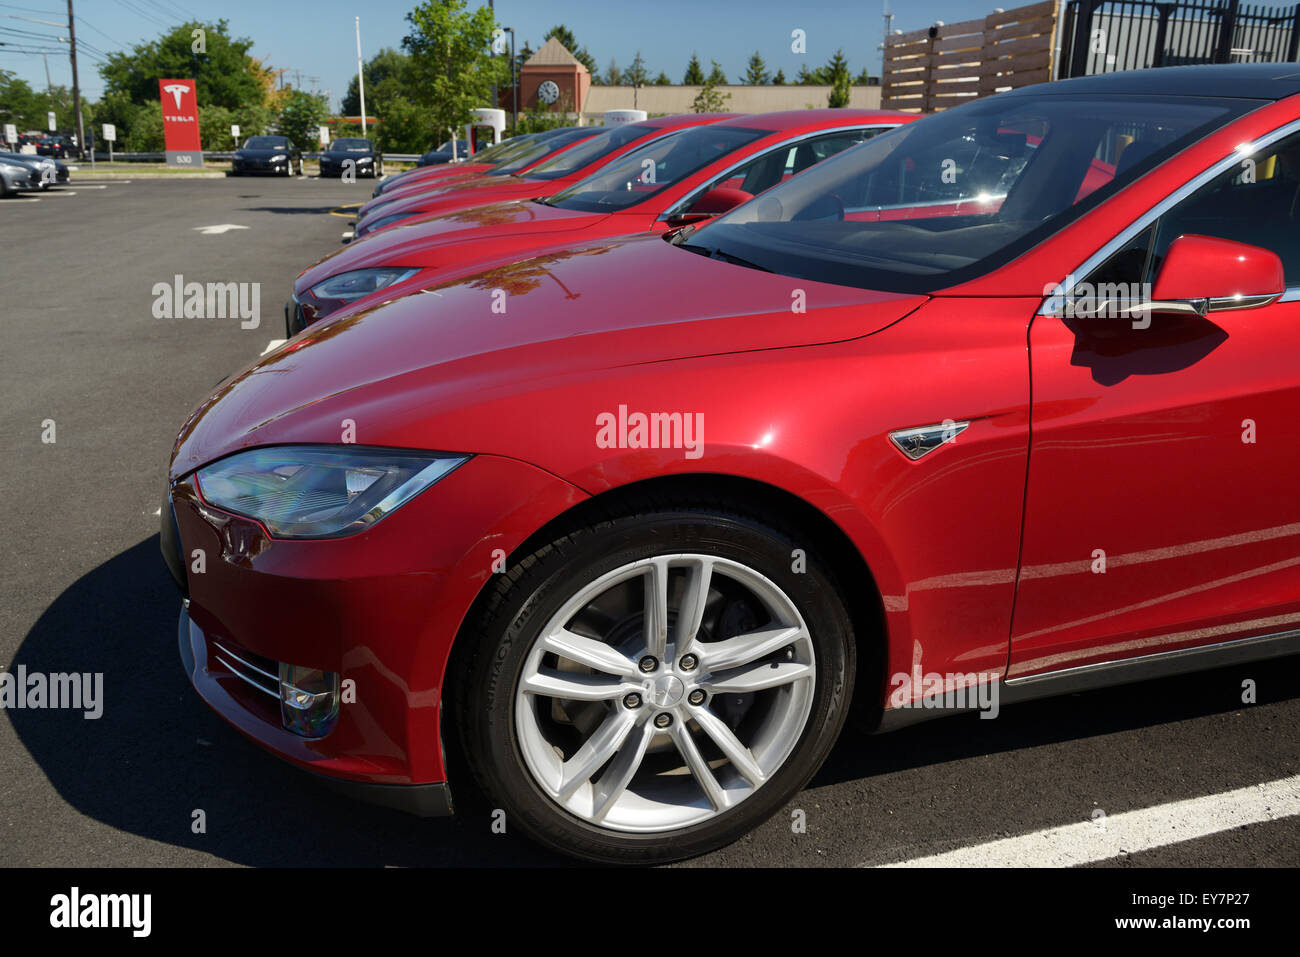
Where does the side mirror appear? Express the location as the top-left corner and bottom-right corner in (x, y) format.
(1149, 234), (1285, 316)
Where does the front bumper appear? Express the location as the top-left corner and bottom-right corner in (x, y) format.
(232, 158), (290, 174)
(177, 601), (453, 816)
(163, 454), (587, 808)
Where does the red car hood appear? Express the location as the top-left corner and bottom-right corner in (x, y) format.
(296, 201), (607, 293)
(172, 234), (927, 477)
(367, 168), (509, 207)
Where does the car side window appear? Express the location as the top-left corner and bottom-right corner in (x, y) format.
(1082, 129), (1300, 289)
(685, 130), (881, 212)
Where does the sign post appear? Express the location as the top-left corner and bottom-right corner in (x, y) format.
(3, 124), (15, 148)
(47, 112), (56, 132)
(158, 78), (204, 167)
(102, 123), (116, 162)
(231, 124), (240, 150)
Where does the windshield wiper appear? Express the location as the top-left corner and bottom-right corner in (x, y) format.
(707, 248), (773, 273)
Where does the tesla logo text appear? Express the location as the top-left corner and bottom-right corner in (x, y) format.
(595, 405), (704, 459)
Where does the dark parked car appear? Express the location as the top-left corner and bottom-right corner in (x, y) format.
(231, 136), (303, 176)
(415, 139), (471, 166)
(0, 157), (39, 197)
(319, 137), (383, 178)
(0, 151), (67, 187)
(36, 135), (76, 159)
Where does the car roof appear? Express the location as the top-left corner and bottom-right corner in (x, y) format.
(1007, 63), (1300, 100)
(711, 109), (916, 133)
(634, 112), (738, 128)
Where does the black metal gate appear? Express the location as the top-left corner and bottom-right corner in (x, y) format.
(1060, 0), (1300, 77)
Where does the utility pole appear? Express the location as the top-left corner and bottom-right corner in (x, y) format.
(879, 1), (895, 82)
(66, 0), (86, 164)
(41, 53), (53, 97)
(504, 27), (517, 134)
(489, 0), (496, 110)
(355, 17), (366, 137)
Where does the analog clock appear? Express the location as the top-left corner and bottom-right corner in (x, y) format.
(537, 80), (560, 105)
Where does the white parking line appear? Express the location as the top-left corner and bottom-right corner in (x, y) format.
(261, 339), (286, 355)
(874, 773), (1300, 867)
(40, 191), (77, 197)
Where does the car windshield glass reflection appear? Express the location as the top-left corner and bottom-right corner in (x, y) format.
(546, 127), (768, 212)
(685, 96), (1249, 293)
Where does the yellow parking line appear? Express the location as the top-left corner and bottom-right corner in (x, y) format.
(329, 202), (363, 219)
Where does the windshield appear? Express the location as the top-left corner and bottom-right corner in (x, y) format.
(330, 138), (371, 151)
(243, 136), (288, 150)
(526, 124), (662, 181)
(547, 126), (769, 212)
(685, 95), (1249, 293)
(489, 128), (601, 176)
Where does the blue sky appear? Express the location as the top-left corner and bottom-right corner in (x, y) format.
(2, 0), (991, 108)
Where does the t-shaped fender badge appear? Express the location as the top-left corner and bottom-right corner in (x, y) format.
(889, 420), (970, 460)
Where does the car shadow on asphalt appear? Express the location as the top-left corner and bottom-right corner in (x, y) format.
(814, 650), (1300, 789)
(13, 536), (1299, 866)
(8, 536), (573, 867)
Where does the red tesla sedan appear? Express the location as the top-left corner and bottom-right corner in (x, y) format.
(167, 64), (1300, 863)
(289, 110), (911, 331)
(371, 128), (583, 198)
(351, 115), (743, 239)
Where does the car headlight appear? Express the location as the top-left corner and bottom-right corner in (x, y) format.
(309, 267), (420, 303)
(195, 445), (469, 539)
(357, 156), (372, 163)
(361, 211), (418, 233)
(271, 153), (287, 161)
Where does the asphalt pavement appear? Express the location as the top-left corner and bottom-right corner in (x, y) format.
(2, 174), (1298, 868)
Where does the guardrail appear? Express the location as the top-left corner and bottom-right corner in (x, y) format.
(81, 151), (425, 162)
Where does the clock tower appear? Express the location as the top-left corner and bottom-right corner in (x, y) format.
(519, 37), (590, 118)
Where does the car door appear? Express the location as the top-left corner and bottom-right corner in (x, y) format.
(1010, 120), (1300, 677)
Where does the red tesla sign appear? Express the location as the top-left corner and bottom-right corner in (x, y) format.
(158, 78), (201, 151)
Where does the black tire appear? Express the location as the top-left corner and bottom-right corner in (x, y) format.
(453, 494), (856, 864)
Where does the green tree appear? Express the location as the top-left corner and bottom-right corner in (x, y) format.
(341, 48), (412, 116)
(772, 68), (787, 85)
(373, 97), (436, 153)
(403, 0), (509, 152)
(742, 51), (769, 85)
(100, 20), (267, 110)
(625, 51), (649, 88)
(652, 70), (671, 85)
(825, 49), (852, 107)
(691, 73), (731, 113)
(854, 67), (873, 85)
(543, 24), (598, 76)
(276, 89), (329, 151)
(706, 60), (728, 85)
(682, 53), (705, 85)
(604, 58), (623, 85)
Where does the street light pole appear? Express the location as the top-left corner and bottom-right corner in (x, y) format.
(355, 17), (366, 137)
(504, 27), (517, 134)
